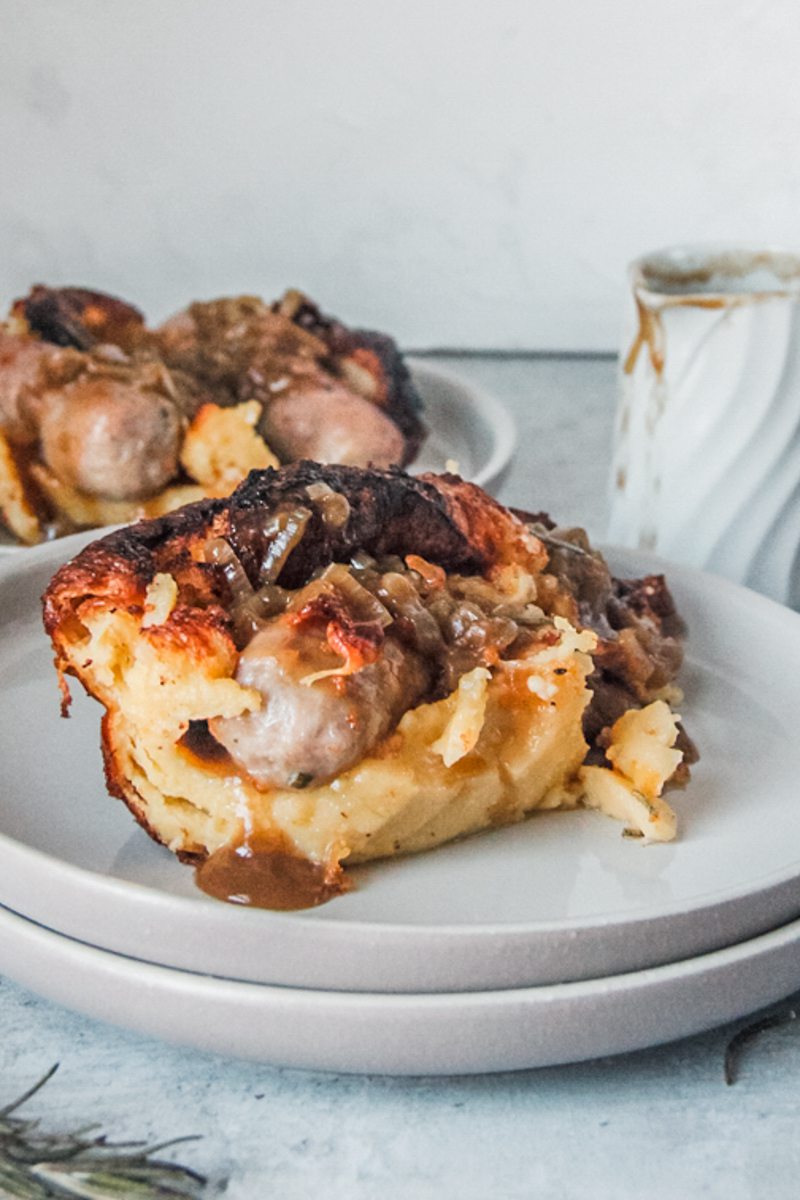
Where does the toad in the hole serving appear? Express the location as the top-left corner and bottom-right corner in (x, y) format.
(1, 285), (425, 544)
(43, 464), (695, 909)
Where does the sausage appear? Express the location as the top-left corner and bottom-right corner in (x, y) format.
(209, 617), (429, 789)
(260, 384), (406, 469)
(37, 374), (183, 500)
(0, 332), (54, 443)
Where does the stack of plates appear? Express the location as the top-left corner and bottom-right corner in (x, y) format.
(2, 531), (800, 1074)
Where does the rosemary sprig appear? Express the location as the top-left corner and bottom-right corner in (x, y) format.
(533, 529), (590, 558)
(0, 1065), (212, 1198)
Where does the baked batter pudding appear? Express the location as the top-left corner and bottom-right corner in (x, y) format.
(43, 464), (694, 909)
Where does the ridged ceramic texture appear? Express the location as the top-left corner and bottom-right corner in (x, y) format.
(609, 295), (800, 609)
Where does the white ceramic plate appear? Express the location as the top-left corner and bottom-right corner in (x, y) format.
(0, 361), (515, 552)
(2, 900), (800, 1075)
(2, 539), (800, 992)
(406, 358), (516, 486)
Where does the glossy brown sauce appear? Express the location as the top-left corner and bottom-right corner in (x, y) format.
(195, 832), (349, 910)
(623, 294), (664, 376)
(624, 292), (734, 377)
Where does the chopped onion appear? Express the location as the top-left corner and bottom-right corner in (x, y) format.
(376, 571), (445, 657)
(205, 536), (288, 644)
(350, 550), (376, 571)
(205, 537), (254, 603)
(319, 563), (393, 627)
(259, 507), (312, 582)
(305, 481), (351, 530)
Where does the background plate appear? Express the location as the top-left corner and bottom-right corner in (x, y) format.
(1, 540), (800, 991)
(1, 901), (800, 1075)
(406, 358), (515, 486)
(0, 361), (515, 552)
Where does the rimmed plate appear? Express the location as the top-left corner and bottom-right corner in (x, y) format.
(406, 358), (516, 487)
(0, 361), (515, 552)
(2, 901), (800, 1075)
(1, 538), (800, 992)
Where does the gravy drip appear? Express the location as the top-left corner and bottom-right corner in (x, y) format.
(195, 832), (349, 910)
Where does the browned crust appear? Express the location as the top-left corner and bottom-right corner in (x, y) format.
(43, 461), (534, 635)
(15, 285), (146, 352)
(99, 711), (160, 844)
(42, 492), (228, 639)
(224, 463), (516, 587)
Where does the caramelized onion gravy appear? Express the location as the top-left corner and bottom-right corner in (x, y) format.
(195, 832), (350, 910)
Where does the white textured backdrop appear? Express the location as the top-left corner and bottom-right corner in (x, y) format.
(2, 0), (800, 349)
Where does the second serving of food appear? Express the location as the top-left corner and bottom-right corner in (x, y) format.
(0, 285), (425, 544)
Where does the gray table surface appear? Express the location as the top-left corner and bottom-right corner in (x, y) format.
(2, 354), (799, 1200)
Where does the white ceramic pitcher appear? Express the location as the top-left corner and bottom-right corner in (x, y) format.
(608, 244), (800, 608)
